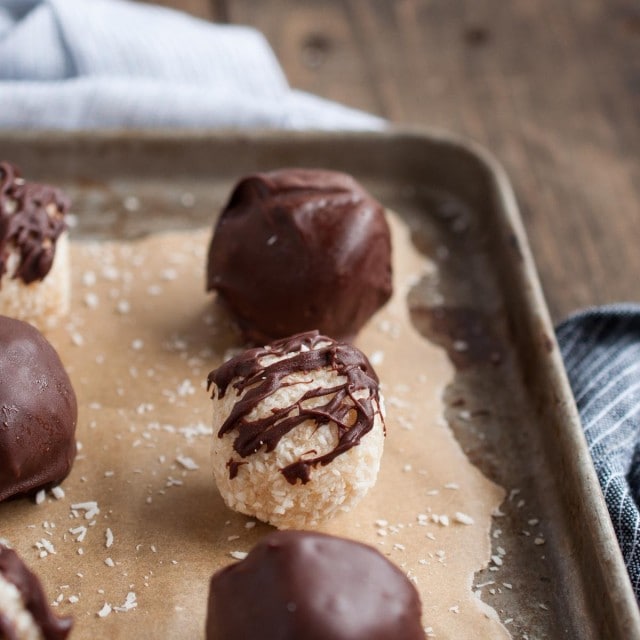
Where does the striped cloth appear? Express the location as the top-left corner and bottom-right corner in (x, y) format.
(557, 305), (640, 599)
(0, 0), (384, 130)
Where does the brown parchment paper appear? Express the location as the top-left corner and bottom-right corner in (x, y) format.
(0, 214), (509, 639)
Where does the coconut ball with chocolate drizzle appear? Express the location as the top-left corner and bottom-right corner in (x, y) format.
(0, 161), (71, 329)
(207, 331), (385, 528)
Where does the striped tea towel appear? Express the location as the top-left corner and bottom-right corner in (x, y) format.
(0, 0), (384, 130)
(557, 304), (640, 599)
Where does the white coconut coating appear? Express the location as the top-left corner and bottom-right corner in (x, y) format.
(210, 339), (385, 529)
(0, 232), (70, 330)
(0, 573), (43, 640)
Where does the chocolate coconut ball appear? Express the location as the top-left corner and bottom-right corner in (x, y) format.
(206, 530), (424, 640)
(0, 162), (71, 329)
(207, 331), (385, 528)
(206, 168), (392, 343)
(0, 544), (72, 640)
(0, 316), (77, 502)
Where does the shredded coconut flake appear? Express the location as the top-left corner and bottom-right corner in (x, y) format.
(71, 501), (100, 520)
(454, 512), (475, 525)
(114, 591), (137, 613)
(116, 300), (131, 314)
(123, 196), (139, 212)
(35, 539), (56, 555)
(180, 192), (195, 207)
(176, 379), (195, 397)
(70, 526), (87, 543)
(176, 455), (199, 471)
(70, 332), (84, 347)
(84, 293), (99, 309)
(178, 422), (213, 440)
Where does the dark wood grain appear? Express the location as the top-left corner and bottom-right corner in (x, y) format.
(149, 0), (640, 322)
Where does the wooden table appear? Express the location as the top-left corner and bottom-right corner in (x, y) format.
(147, 0), (640, 323)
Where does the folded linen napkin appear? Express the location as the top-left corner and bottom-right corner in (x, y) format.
(0, 0), (384, 130)
(2, 0), (640, 605)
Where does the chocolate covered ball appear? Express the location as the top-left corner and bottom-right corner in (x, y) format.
(0, 316), (77, 502)
(207, 331), (385, 528)
(0, 543), (72, 640)
(206, 530), (425, 640)
(206, 169), (392, 343)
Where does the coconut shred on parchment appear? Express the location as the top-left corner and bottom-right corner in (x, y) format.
(0, 213), (509, 639)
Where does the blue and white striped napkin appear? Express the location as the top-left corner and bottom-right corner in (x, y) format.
(557, 305), (640, 599)
(2, 0), (640, 605)
(0, 0), (384, 130)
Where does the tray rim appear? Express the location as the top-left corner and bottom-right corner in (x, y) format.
(1, 127), (637, 635)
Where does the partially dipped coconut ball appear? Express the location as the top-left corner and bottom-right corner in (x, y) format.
(0, 316), (77, 502)
(0, 162), (71, 330)
(206, 169), (392, 343)
(0, 543), (72, 639)
(206, 531), (425, 640)
(207, 331), (385, 528)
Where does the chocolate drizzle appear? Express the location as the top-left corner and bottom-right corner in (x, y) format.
(0, 161), (69, 286)
(226, 458), (247, 479)
(0, 545), (72, 640)
(207, 331), (381, 484)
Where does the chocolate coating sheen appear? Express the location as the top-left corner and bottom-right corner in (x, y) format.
(0, 544), (72, 639)
(0, 162), (69, 286)
(206, 169), (392, 343)
(0, 316), (77, 502)
(208, 331), (382, 485)
(206, 530), (424, 640)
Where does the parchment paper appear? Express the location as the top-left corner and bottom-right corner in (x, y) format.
(0, 214), (509, 639)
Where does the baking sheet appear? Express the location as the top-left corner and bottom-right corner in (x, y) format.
(0, 130), (638, 639)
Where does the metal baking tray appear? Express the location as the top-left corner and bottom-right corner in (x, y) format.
(1, 130), (638, 638)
